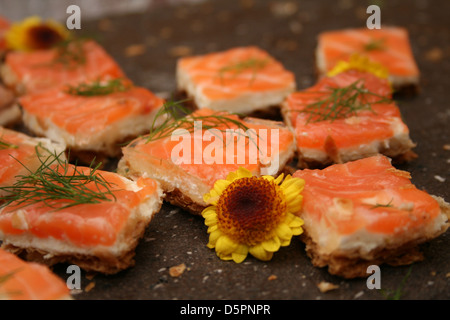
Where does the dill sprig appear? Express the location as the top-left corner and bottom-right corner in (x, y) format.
(0, 136), (18, 150)
(369, 198), (395, 210)
(380, 266), (413, 300)
(218, 57), (270, 85)
(51, 38), (87, 67)
(364, 38), (386, 51)
(297, 79), (392, 124)
(145, 100), (257, 145)
(0, 146), (117, 211)
(0, 268), (22, 298)
(0, 269), (18, 286)
(65, 78), (130, 96)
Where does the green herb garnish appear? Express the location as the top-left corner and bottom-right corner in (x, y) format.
(0, 136), (18, 150)
(51, 38), (87, 67)
(364, 38), (386, 51)
(0, 269), (18, 286)
(0, 146), (117, 211)
(296, 79), (391, 124)
(369, 198), (395, 210)
(0, 269), (22, 298)
(65, 78), (130, 96)
(380, 266), (413, 300)
(145, 100), (257, 145)
(218, 57), (270, 85)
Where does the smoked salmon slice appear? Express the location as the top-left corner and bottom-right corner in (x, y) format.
(176, 46), (296, 115)
(19, 79), (165, 158)
(0, 154), (163, 274)
(282, 67), (415, 168)
(293, 155), (449, 278)
(315, 27), (420, 93)
(0, 248), (71, 300)
(1, 39), (124, 95)
(0, 127), (65, 196)
(118, 108), (295, 214)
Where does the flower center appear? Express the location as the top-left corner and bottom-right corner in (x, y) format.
(27, 25), (63, 50)
(216, 177), (286, 246)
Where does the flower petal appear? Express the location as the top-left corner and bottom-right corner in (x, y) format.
(274, 173), (285, 185)
(207, 224), (218, 233)
(275, 223), (294, 242)
(231, 244), (249, 263)
(215, 235), (239, 256)
(212, 179), (231, 196)
(201, 206), (216, 218)
(208, 229), (222, 247)
(262, 175), (274, 182)
(203, 189), (221, 205)
(288, 215), (305, 228)
(291, 226), (304, 236)
(281, 176), (305, 193)
(286, 196), (303, 213)
(226, 167), (252, 182)
(261, 237), (281, 252)
(249, 244), (273, 261)
(217, 252), (233, 261)
(204, 213), (218, 227)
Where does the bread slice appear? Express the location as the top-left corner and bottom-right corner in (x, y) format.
(0, 84), (19, 127)
(18, 83), (164, 161)
(0, 127), (67, 197)
(293, 155), (449, 278)
(0, 168), (163, 274)
(1, 40), (124, 95)
(0, 248), (72, 300)
(281, 69), (416, 168)
(117, 109), (296, 214)
(176, 46), (296, 115)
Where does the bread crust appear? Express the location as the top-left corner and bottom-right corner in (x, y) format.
(299, 197), (450, 278)
(1, 204), (161, 274)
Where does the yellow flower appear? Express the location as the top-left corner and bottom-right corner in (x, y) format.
(5, 16), (69, 51)
(201, 167), (305, 263)
(327, 53), (389, 80)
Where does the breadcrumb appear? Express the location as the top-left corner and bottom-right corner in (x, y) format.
(267, 274), (277, 281)
(317, 281), (339, 293)
(169, 263), (187, 277)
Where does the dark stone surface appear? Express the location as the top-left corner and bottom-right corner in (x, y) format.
(47, 0), (449, 300)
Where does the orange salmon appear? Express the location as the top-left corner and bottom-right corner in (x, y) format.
(177, 46), (296, 114)
(292, 155), (449, 278)
(315, 27), (419, 91)
(118, 108), (295, 213)
(0, 248), (71, 300)
(0, 163), (163, 274)
(2, 40), (124, 95)
(0, 127), (65, 196)
(282, 69), (415, 167)
(19, 81), (164, 157)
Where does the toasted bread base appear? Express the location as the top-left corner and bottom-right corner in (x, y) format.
(0, 179), (163, 275)
(295, 137), (417, 169)
(299, 196), (450, 278)
(176, 90), (285, 121)
(19, 102), (163, 165)
(1, 218), (149, 275)
(0, 207), (160, 274)
(300, 230), (424, 279)
(281, 98), (417, 169)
